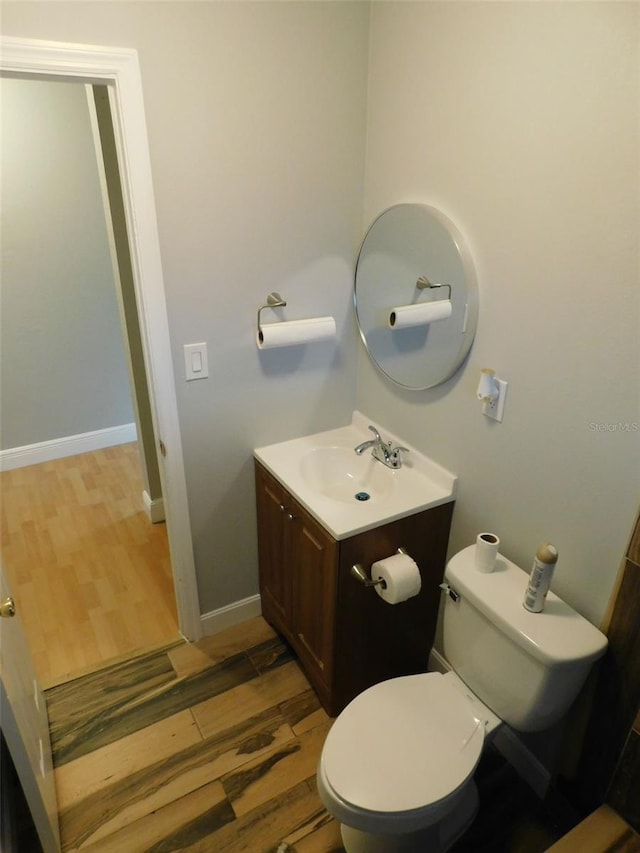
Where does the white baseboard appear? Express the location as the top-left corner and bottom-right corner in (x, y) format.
(428, 647), (551, 798)
(200, 594), (262, 637)
(0, 423), (137, 471)
(143, 490), (165, 523)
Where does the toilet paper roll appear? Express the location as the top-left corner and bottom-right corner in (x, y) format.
(257, 317), (336, 349)
(475, 532), (500, 573)
(388, 300), (452, 329)
(371, 553), (422, 604)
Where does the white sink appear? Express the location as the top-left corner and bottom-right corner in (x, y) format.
(254, 412), (457, 540)
(300, 446), (396, 505)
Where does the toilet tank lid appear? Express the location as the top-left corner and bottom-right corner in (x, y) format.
(445, 546), (607, 666)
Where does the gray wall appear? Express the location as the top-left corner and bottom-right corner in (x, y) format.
(3, 2), (637, 631)
(359, 2), (639, 626)
(1, 2), (369, 614)
(0, 77), (134, 449)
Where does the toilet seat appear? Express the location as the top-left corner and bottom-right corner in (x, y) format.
(321, 672), (484, 817)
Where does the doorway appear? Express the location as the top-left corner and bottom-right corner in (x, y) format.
(0, 75), (178, 685)
(0, 36), (202, 684)
(0, 444), (179, 685)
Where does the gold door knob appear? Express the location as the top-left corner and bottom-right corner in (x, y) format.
(0, 597), (16, 618)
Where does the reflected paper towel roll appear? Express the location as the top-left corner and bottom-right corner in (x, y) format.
(257, 317), (336, 349)
(475, 532), (500, 573)
(371, 553), (421, 604)
(388, 300), (452, 329)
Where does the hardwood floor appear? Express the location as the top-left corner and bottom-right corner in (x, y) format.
(45, 617), (344, 853)
(5, 449), (636, 850)
(44, 615), (640, 853)
(546, 805), (640, 852)
(0, 443), (179, 687)
(7, 442), (627, 852)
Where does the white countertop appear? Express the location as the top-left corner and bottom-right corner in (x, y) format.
(254, 412), (457, 540)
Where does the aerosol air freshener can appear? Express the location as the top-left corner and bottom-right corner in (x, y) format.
(523, 544), (558, 613)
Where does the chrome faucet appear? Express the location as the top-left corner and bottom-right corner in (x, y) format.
(354, 425), (410, 469)
(354, 425), (382, 455)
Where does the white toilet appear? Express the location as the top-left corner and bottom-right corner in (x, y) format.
(317, 545), (608, 853)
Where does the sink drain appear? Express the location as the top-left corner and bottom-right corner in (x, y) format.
(355, 491), (371, 502)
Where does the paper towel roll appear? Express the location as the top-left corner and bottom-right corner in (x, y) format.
(388, 300), (452, 329)
(475, 532), (500, 573)
(257, 317), (336, 349)
(371, 553), (422, 604)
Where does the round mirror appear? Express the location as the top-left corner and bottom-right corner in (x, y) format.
(354, 204), (478, 390)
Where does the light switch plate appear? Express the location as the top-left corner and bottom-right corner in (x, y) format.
(184, 342), (209, 380)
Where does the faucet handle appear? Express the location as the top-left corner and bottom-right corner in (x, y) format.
(389, 445), (410, 468)
(368, 425), (382, 442)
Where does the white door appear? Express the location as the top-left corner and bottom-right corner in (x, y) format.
(0, 568), (60, 853)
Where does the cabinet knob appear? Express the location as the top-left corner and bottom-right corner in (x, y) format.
(278, 503), (296, 521)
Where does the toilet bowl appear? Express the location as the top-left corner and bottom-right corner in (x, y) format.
(317, 544), (608, 853)
(317, 670), (499, 853)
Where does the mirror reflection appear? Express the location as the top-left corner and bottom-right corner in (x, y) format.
(354, 204), (478, 390)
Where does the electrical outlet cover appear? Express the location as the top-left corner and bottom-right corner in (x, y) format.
(482, 378), (508, 422)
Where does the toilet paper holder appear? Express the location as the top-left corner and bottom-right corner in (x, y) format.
(351, 547), (409, 589)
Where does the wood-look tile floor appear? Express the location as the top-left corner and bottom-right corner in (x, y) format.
(45, 617), (344, 853)
(546, 804), (640, 853)
(0, 443), (179, 687)
(45, 615), (568, 853)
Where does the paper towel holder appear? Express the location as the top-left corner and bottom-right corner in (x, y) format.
(354, 203), (479, 390)
(416, 276), (452, 300)
(257, 292), (287, 341)
(350, 547), (409, 589)
(389, 277), (454, 329)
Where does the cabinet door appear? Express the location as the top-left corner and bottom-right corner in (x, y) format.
(255, 463), (291, 635)
(290, 499), (338, 697)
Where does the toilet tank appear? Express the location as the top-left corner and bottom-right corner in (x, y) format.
(442, 546), (607, 732)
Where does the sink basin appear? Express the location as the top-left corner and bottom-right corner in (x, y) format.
(300, 446), (395, 505)
(254, 412), (457, 540)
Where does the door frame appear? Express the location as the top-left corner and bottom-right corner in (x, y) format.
(1, 36), (202, 640)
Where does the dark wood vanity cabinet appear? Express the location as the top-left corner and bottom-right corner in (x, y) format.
(255, 465), (294, 629)
(255, 463), (337, 705)
(255, 460), (454, 716)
